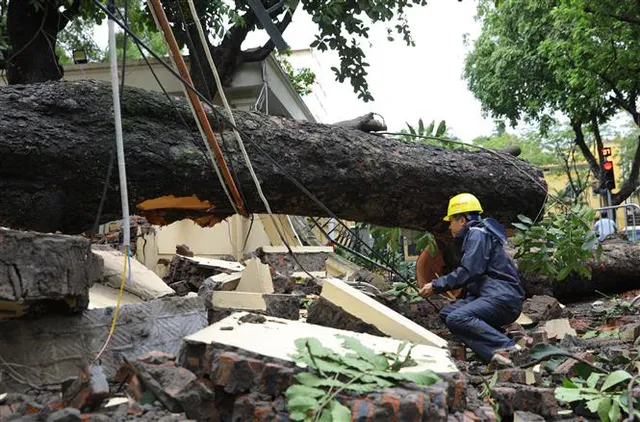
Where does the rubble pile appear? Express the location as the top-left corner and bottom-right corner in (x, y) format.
(3, 228), (640, 421)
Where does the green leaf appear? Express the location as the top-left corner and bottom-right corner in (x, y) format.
(288, 411), (307, 421)
(586, 397), (604, 414)
(294, 372), (378, 394)
(574, 363), (595, 381)
(338, 336), (389, 370)
(359, 374), (395, 388)
(330, 400), (351, 422)
(517, 214), (533, 225)
(295, 372), (333, 387)
(587, 373), (603, 389)
(435, 121), (447, 137)
(285, 384), (327, 399)
(608, 399), (620, 422)
(557, 265), (572, 281)
(562, 377), (579, 388)
(601, 370), (632, 392)
(287, 395), (319, 413)
(297, 338), (335, 359)
(371, 370), (440, 386)
(426, 120), (435, 136)
(555, 387), (583, 403)
(339, 355), (375, 372)
(597, 396), (613, 422)
(582, 330), (598, 339)
(512, 223), (529, 231)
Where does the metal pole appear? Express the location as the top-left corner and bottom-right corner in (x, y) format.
(607, 190), (613, 221)
(108, 0), (130, 253)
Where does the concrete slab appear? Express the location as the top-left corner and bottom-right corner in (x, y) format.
(0, 296), (207, 393)
(319, 277), (448, 348)
(184, 256), (245, 272)
(211, 291), (266, 311)
(93, 247), (174, 300)
(0, 227), (103, 313)
(183, 311), (458, 375)
(255, 246), (331, 277)
(291, 271), (326, 279)
(259, 246), (333, 254)
(208, 291), (300, 322)
(235, 258), (273, 293)
(88, 283), (144, 309)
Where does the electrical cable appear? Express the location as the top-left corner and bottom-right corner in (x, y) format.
(173, 1), (250, 211)
(94, 246), (131, 362)
(183, 0), (305, 264)
(146, 0), (244, 217)
(118, 8), (211, 165)
(92, 0), (129, 236)
(95, 0), (423, 286)
(93, 0), (132, 362)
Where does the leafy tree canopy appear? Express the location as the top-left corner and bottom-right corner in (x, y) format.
(464, 0), (640, 203)
(2, 0), (431, 102)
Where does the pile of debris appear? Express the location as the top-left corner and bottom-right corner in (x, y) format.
(3, 226), (640, 421)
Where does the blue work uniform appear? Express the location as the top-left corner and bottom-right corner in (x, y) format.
(432, 218), (525, 362)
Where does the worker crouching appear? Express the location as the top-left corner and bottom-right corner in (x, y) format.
(420, 193), (525, 366)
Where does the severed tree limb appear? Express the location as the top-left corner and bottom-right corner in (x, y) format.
(333, 112), (388, 133)
(0, 80), (547, 234)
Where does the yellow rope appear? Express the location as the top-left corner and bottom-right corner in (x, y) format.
(94, 245), (129, 362)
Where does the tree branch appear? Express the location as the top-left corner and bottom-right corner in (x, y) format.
(596, 71), (640, 123)
(240, 11), (293, 63)
(592, 116), (605, 165)
(572, 119), (600, 181)
(225, 9), (260, 50)
(58, 0), (81, 31)
(584, 6), (640, 27)
(613, 134), (640, 204)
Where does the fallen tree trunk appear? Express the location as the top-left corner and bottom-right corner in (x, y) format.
(0, 80), (547, 234)
(517, 239), (640, 301)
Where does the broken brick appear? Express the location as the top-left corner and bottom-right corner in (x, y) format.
(496, 369), (542, 386)
(475, 406), (498, 421)
(127, 359), (217, 421)
(552, 352), (593, 376)
(529, 329), (548, 346)
(62, 364), (109, 412)
(619, 323), (640, 343)
(450, 344), (467, 361)
(569, 318), (591, 334)
(47, 407), (82, 422)
(513, 410), (546, 421)
(137, 351), (177, 366)
(491, 386), (557, 418)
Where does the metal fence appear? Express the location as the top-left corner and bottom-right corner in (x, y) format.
(595, 203), (640, 243)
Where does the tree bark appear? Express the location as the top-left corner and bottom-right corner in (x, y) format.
(0, 80), (547, 234)
(6, 0), (64, 85)
(505, 239), (640, 301)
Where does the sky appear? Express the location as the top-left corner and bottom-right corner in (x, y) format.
(244, 1), (496, 141)
(96, 1), (496, 141)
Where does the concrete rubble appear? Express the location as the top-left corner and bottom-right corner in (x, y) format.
(2, 230), (640, 421)
(0, 227), (103, 318)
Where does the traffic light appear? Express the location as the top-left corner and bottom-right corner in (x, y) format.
(603, 160), (616, 190)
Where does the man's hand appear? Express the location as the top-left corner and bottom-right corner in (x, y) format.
(419, 282), (435, 298)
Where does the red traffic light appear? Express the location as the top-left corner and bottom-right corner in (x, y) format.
(603, 161), (614, 171)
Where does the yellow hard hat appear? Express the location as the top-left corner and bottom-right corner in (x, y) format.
(444, 193), (483, 221)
